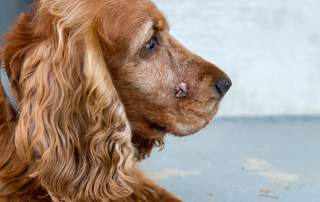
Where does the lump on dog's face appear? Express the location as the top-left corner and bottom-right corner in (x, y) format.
(103, 0), (231, 138)
(175, 82), (189, 99)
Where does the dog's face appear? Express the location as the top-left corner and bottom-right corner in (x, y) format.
(102, 0), (231, 138)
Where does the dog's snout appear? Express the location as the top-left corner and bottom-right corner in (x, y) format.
(214, 77), (232, 96)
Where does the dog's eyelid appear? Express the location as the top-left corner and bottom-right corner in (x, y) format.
(142, 34), (160, 53)
(152, 34), (159, 44)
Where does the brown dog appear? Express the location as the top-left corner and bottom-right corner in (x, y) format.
(0, 0), (231, 201)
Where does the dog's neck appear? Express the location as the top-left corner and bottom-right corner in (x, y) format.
(1, 61), (20, 115)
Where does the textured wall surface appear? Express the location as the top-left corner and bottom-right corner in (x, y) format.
(152, 0), (320, 117)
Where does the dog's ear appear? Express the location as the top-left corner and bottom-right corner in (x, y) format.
(14, 3), (136, 201)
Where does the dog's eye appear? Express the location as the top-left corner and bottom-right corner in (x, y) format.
(145, 38), (155, 50)
(143, 35), (158, 52)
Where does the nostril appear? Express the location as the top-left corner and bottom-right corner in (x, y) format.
(214, 77), (232, 96)
(215, 83), (223, 95)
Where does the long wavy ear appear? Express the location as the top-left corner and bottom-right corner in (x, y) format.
(14, 2), (136, 201)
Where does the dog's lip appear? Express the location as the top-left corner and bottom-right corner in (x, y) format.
(168, 104), (220, 137)
(151, 123), (167, 131)
(144, 102), (220, 137)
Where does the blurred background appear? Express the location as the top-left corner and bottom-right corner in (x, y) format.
(1, 0), (320, 202)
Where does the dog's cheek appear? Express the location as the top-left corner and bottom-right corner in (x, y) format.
(131, 58), (175, 96)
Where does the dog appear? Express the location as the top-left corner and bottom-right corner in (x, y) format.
(0, 0), (231, 201)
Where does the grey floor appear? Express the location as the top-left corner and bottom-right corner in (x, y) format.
(143, 117), (320, 202)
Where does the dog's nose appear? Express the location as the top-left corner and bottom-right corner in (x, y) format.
(214, 77), (232, 96)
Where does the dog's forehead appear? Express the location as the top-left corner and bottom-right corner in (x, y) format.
(131, 0), (169, 30)
(153, 9), (169, 31)
(101, 0), (169, 35)
(120, 1), (169, 53)
(120, 0), (169, 30)
(86, 0), (170, 56)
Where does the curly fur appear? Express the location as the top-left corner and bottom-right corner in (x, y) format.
(1, 1), (136, 201)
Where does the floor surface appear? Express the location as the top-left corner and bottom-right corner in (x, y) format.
(143, 117), (320, 202)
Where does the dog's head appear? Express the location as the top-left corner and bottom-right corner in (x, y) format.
(113, 10), (231, 138)
(102, 0), (231, 156)
(1, 0), (230, 201)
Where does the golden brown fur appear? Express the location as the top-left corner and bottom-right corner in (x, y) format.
(0, 0), (230, 201)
